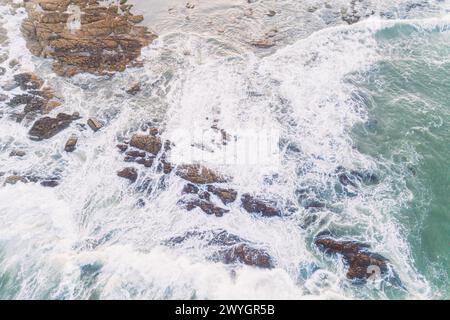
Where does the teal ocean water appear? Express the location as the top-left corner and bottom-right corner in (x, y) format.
(351, 23), (450, 298)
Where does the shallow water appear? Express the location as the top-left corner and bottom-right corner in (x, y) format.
(0, 0), (449, 299)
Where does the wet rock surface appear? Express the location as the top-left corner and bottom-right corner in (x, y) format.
(315, 236), (389, 281)
(64, 134), (78, 152)
(176, 164), (229, 184)
(241, 193), (281, 217)
(130, 133), (162, 155)
(21, 0), (157, 76)
(28, 112), (78, 140)
(117, 167), (138, 183)
(6, 72), (62, 121)
(179, 198), (229, 217)
(166, 229), (274, 269)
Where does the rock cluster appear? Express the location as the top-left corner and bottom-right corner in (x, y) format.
(167, 229), (274, 269)
(315, 236), (389, 281)
(21, 0), (157, 76)
(5, 72), (62, 122)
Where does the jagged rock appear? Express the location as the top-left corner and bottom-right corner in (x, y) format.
(87, 118), (103, 132)
(221, 244), (274, 269)
(158, 159), (173, 174)
(117, 167), (138, 183)
(315, 237), (389, 280)
(182, 183), (211, 200)
(241, 193), (281, 217)
(176, 164), (228, 184)
(21, 0), (157, 76)
(181, 199), (229, 217)
(64, 134), (78, 152)
(207, 185), (237, 205)
(6, 73), (62, 120)
(0, 94), (8, 102)
(166, 229), (274, 269)
(29, 113), (77, 140)
(13, 72), (44, 90)
(130, 134), (162, 155)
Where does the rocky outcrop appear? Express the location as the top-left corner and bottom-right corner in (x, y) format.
(176, 164), (229, 184)
(166, 229), (274, 269)
(6, 72), (62, 121)
(130, 133), (162, 155)
(207, 185), (237, 205)
(315, 236), (389, 281)
(28, 112), (79, 140)
(21, 0), (157, 76)
(221, 243), (274, 269)
(241, 193), (281, 217)
(180, 198), (229, 217)
(117, 167), (138, 183)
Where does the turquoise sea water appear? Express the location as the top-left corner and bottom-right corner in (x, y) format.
(351, 23), (450, 298)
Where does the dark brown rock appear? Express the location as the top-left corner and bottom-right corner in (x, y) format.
(222, 243), (274, 269)
(13, 72), (44, 90)
(315, 237), (389, 280)
(21, 0), (157, 76)
(64, 134), (78, 152)
(87, 118), (103, 132)
(207, 185), (237, 205)
(29, 113), (76, 140)
(176, 164), (229, 184)
(117, 167), (138, 183)
(241, 193), (281, 217)
(116, 143), (128, 152)
(181, 199), (229, 217)
(125, 150), (146, 158)
(129, 134), (162, 155)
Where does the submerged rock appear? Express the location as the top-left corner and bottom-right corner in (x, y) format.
(28, 113), (77, 140)
(181, 199), (229, 217)
(315, 237), (389, 281)
(117, 167), (138, 183)
(21, 0), (157, 76)
(9, 150), (26, 157)
(241, 193), (281, 217)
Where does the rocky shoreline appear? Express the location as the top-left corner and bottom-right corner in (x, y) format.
(0, 0), (401, 284)
(21, 0), (156, 76)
